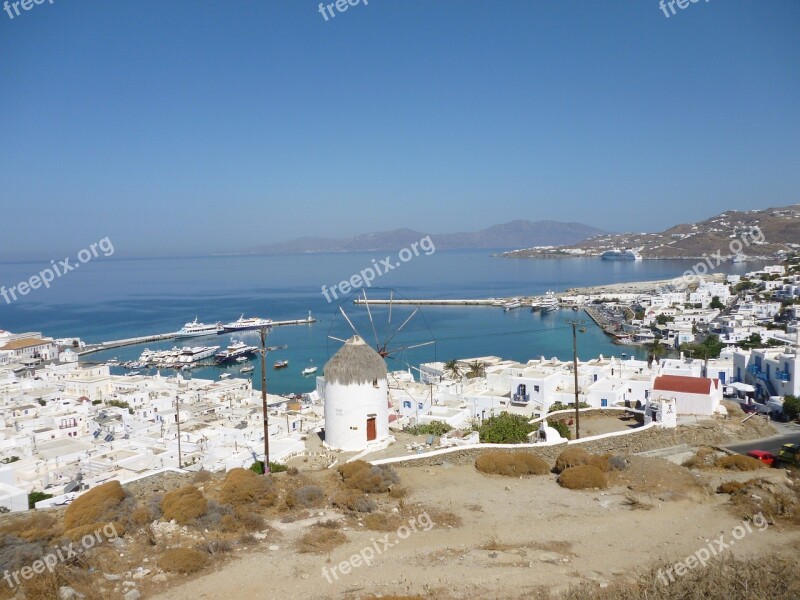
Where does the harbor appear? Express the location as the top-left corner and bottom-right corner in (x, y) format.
(78, 314), (316, 356)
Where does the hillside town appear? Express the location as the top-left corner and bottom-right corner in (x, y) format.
(2, 259), (799, 515)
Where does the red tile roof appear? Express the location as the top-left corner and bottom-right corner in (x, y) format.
(653, 375), (717, 395)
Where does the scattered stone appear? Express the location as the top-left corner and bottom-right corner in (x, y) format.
(58, 587), (84, 600)
(103, 574), (122, 581)
(269, 545), (280, 551)
(124, 590), (142, 600)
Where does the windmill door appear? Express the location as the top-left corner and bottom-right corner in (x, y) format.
(366, 416), (377, 441)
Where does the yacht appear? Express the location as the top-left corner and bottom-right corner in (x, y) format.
(214, 340), (258, 364)
(302, 364), (318, 376)
(175, 318), (222, 338)
(178, 345), (220, 363)
(503, 298), (522, 311)
(222, 314), (273, 332)
(539, 291), (559, 313)
(219, 373), (231, 380)
(601, 248), (643, 261)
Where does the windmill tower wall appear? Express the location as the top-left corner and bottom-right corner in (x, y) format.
(323, 336), (390, 452)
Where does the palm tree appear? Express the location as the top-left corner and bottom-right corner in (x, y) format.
(646, 338), (666, 367)
(466, 360), (486, 379)
(444, 359), (462, 380)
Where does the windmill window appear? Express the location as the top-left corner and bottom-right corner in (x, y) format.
(372, 379), (378, 387)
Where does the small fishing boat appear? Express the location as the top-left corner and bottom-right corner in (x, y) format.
(302, 365), (318, 376)
(235, 356), (248, 363)
(240, 365), (255, 374)
(219, 373), (231, 380)
(274, 360), (289, 370)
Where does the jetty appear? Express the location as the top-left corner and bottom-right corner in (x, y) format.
(78, 315), (316, 356)
(354, 298), (499, 306)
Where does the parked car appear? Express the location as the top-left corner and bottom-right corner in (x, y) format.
(777, 444), (800, 467)
(746, 450), (776, 467)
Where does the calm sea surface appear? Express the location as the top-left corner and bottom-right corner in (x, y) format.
(0, 251), (760, 394)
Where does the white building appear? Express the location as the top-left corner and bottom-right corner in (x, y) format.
(323, 336), (391, 452)
(652, 375), (722, 416)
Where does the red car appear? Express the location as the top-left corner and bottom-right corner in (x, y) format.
(746, 450), (776, 467)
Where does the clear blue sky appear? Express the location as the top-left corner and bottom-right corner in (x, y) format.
(1, 1), (798, 259)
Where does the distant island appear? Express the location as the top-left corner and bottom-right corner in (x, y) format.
(503, 204), (800, 260)
(243, 220), (606, 255)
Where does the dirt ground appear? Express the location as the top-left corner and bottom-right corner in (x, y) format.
(149, 459), (800, 600)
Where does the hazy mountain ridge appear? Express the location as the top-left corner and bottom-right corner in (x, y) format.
(504, 204), (800, 259)
(245, 220), (606, 254)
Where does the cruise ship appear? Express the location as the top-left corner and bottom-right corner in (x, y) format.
(222, 314), (273, 332)
(214, 340), (258, 364)
(175, 318), (222, 338)
(600, 248), (643, 261)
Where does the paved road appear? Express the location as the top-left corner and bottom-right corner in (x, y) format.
(723, 422), (800, 455)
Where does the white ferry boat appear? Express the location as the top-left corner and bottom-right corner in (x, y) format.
(222, 314), (273, 332)
(175, 318), (221, 338)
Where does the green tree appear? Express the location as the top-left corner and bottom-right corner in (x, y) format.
(479, 412), (535, 444)
(646, 339), (666, 366)
(710, 296), (724, 309)
(782, 395), (800, 421)
(547, 419), (572, 440)
(28, 491), (53, 509)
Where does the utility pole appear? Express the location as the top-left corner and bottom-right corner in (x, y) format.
(566, 319), (586, 439)
(259, 326), (271, 475)
(175, 394), (182, 468)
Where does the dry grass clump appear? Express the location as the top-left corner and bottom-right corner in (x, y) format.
(331, 489), (375, 513)
(715, 454), (766, 471)
(475, 451), (550, 477)
(17, 565), (103, 600)
(63, 480), (127, 536)
(338, 460), (399, 493)
(559, 555), (800, 600)
(622, 494), (653, 510)
(158, 547), (209, 574)
(129, 505), (152, 527)
(727, 478), (800, 523)
(362, 512), (403, 531)
(219, 468), (276, 508)
(297, 528), (347, 554)
(161, 485), (208, 525)
(285, 485), (326, 509)
(717, 481), (747, 494)
(192, 469), (212, 484)
(0, 512), (59, 542)
(682, 446), (718, 469)
(554, 448), (590, 473)
(557, 465), (608, 490)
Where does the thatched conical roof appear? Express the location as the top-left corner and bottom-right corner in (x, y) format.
(324, 335), (387, 386)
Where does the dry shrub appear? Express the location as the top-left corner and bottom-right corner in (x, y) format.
(588, 453), (612, 472)
(63, 480), (126, 531)
(338, 460), (399, 493)
(557, 465), (608, 490)
(286, 485), (325, 509)
(682, 446), (718, 469)
(622, 494), (652, 510)
(161, 485), (208, 525)
(297, 528), (347, 554)
(196, 500), (234, 531)
(236, 508), (266, 532)
(475, 451), (550, 477)
(363, 512), (403, 531)
(0, 536), (47, 575)
(158, 547), (209, 574)
(560, 555), (800, 600)
(0, 512), (59, 543)
(18, 565), (102, 600)
(727, 479), (800, 523)
(331, 489), (375, 513)
(717, 481), (747, 494)
(554, 448), (591, 473)
(63, 521), (124, 542)
(219, 468), (276, 508)
(424, 508), (462, 528)
(715, 454), (766, 471)
(129, 505), (152, 527)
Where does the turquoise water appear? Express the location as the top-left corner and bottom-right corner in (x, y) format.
(0, 251), (759, 394)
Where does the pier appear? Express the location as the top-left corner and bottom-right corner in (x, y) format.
(354, 298), (501, 306)
(78, 315), (316, 356)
